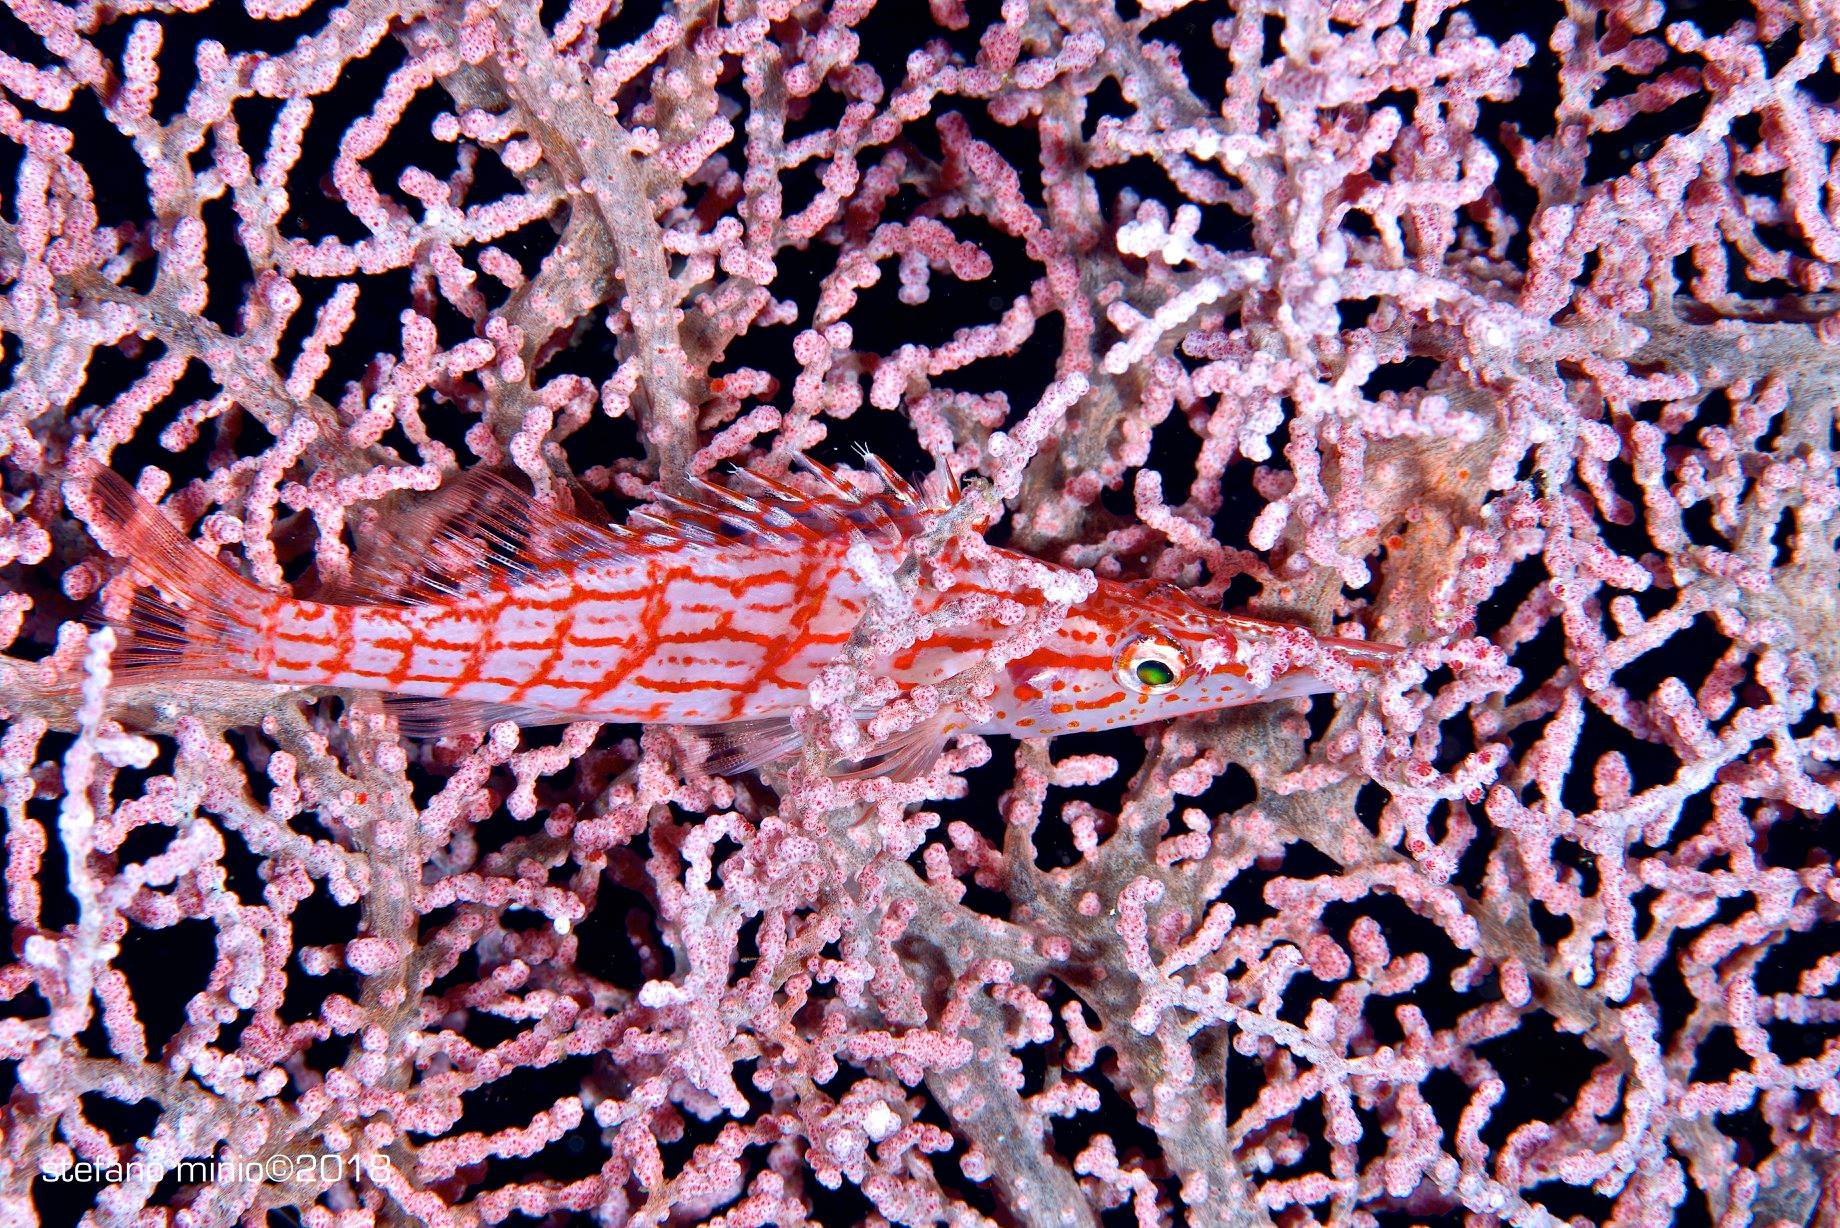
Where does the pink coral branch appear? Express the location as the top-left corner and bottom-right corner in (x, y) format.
(1, 0), (1839, 1226)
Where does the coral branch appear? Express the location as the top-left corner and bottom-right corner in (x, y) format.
(2, 0), (1838, 1224)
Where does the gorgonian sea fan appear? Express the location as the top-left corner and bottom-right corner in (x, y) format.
(0, 1), (1837, 1226)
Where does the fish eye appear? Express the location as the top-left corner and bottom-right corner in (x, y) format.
(1116, 634), (1188, 694)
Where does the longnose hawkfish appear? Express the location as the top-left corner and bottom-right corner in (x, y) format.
(73, 455), (1400, 778)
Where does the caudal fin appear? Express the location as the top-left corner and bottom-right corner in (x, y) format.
(68, 461), (271, 682)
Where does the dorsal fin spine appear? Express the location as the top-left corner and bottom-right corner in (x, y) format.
(337, 453), (944, 608)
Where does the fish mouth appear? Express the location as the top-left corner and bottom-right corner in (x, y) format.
(1189, 611), (1404, 680)
(1315, 632), (1405, 673)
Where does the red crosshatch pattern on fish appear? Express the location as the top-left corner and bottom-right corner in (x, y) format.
(72, 455), (1398, 778)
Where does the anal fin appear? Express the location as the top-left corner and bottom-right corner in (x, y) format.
(384, 694), (580, 738)
(694, 712), (957, 780)
(697, 716), (805, 776)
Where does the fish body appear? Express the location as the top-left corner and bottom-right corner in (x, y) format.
(264, 540), (872, 727)
(75, 460), (1398, 776)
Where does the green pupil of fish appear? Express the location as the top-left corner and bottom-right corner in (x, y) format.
(1135, 659), (1175, 688)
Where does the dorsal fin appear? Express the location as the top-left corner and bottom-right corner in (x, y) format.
(329, 453), (947, 607)
(650, 451), (950, 550)
(334, 470), (630, 607)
